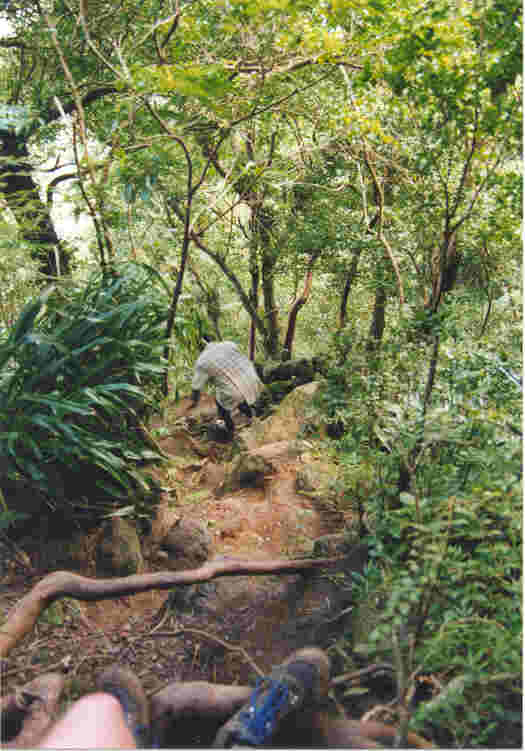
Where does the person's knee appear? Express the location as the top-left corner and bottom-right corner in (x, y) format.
(39, 693), (129, 748)
(87, 692), (124, 715)
(60, 692), (124, 724)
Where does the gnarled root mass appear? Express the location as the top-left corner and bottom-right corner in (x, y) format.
(3, 675), (433, 749)
(150, 680), (435, 748)
(1, 556), (434, 748)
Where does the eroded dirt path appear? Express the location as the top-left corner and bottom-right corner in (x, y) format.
(1, 392), (355, 716)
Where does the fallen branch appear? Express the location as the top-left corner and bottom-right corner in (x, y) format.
(0, 555), (343, 659)
(147, 628), (265, 679)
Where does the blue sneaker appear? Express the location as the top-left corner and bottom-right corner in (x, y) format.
(213, 648), (330, 747)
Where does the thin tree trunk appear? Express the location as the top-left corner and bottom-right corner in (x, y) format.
(338, 247), (363, 329)
(163, 231), (191, 395)
(248, 243), (259, 360)
(257, 206), (280, 358)
(283, 250), (321, 360)
(190, 233), (268, 343)
(366, 283), (387, 353)
(261, 260), (280, 356)
(428, 231), (460, 314)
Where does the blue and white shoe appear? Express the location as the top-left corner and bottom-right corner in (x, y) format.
(212, 648), (331, 747)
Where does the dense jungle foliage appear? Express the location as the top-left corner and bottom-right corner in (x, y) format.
(0, 0), (521, 745)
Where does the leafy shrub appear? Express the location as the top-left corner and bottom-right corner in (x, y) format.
(0, 263), (170, 524)
(357, 479), (522, 747)
(316, 323), (522, 747)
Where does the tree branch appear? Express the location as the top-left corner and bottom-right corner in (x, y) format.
(42, 87), (118, 124)
(190, 233), (268, 341)
(283, 248), (322, 359)
(363, 146), (405, 305)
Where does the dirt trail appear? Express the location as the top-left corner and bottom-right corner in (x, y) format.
(1, 389), (356, 709)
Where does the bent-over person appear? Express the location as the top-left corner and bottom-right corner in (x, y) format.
(188, 341), (263, 441)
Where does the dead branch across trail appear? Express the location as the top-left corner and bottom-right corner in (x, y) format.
(0, 555), (343, 659)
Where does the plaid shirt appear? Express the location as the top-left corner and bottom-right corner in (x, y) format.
(191, 341), (263, 411)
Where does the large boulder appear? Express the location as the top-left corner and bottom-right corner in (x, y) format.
(262, 357), (319, 384)
(246, 382), (321, 447)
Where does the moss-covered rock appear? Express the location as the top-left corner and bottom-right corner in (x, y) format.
(251, 382), (320, 446)
(295, 460), (340, 498)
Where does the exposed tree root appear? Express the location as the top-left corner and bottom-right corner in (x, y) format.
(1, 556), (437, 748)
(1, 665), (434, 748)
(0, 555), (342, 659)
(150, 680), (434, 748)
(151, 681), (253, 746)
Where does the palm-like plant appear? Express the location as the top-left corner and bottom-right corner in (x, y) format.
(0, 264), (170, 525)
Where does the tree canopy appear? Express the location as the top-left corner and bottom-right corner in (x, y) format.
(0, 0), (520, 355)
(0, 0), (522, 746)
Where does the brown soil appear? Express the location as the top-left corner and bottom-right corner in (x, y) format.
(0, 394), (361, 740)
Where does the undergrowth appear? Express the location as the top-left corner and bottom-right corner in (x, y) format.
(0, 263), (170, 529)
(315, 314), (522, 748)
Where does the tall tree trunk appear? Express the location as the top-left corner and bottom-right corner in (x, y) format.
(255, 206), (280, 358)
(162, 233), (190, 396)
(248, 243), (259, 361)
(339, 212), (380, 330)
(246, 199), (280, 358)
(283, 250), (321, 360)
(366, 283), (387, 353)
(338, 246), (363, 329)
(428, 230), (460, 314)
(187, 260), (222, 339)
(0, 90), (116, 280)
(261, 254), (280, 357)
(163, 174), (194, 396)
(191, 233), (267, 343)
(0, 133), (70, 278)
